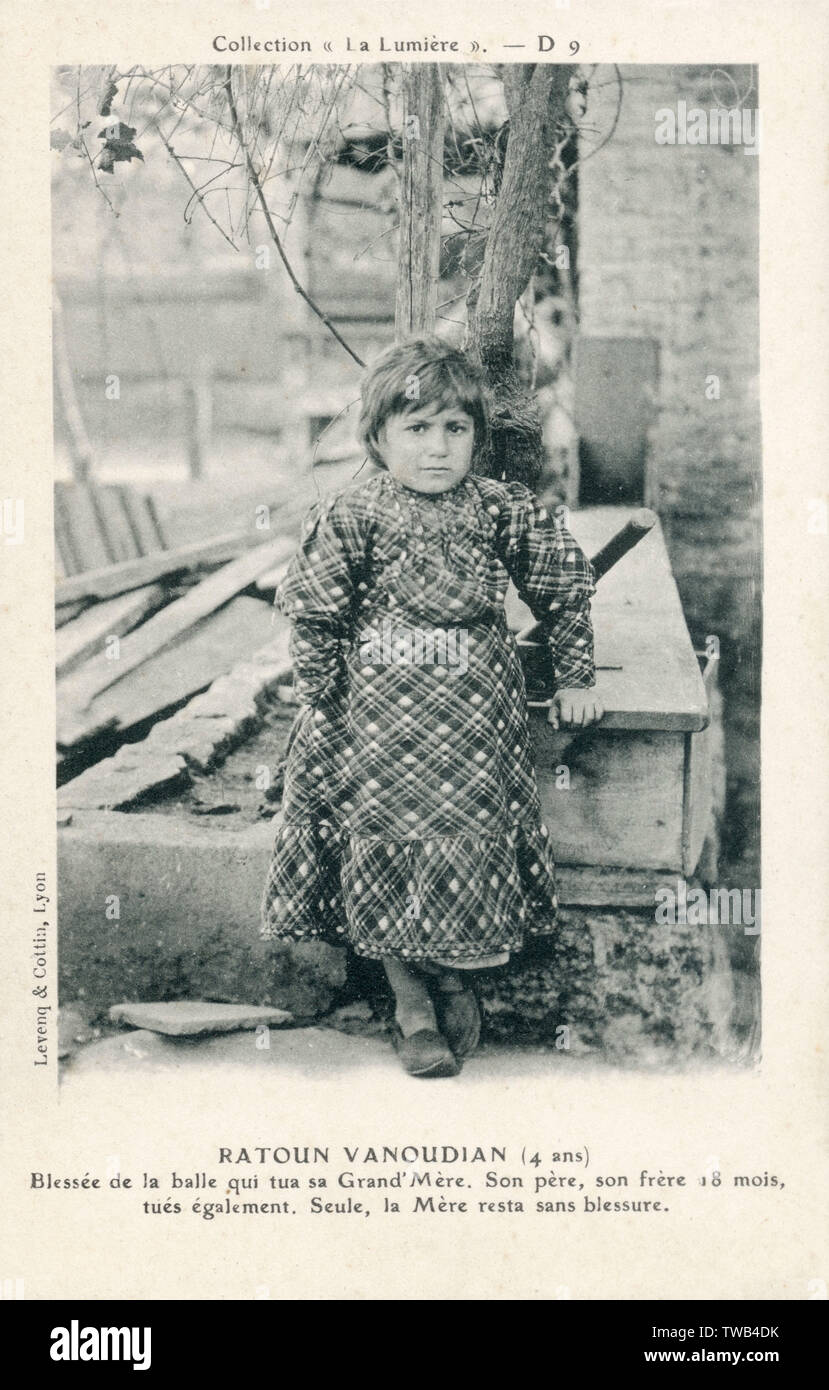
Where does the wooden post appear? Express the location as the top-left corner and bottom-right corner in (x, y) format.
(186, 371), (213, 480)
(394, 65), (446, 339)
(53, 291), (94, 482)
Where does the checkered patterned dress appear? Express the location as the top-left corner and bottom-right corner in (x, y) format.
(260, 471), (596, 964)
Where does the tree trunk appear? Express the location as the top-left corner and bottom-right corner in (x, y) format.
(394, 65), (446, 339)
(467, 64), (574, 487)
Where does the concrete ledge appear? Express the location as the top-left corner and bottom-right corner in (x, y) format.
(57, 810), (739, 1061)
(57, 812), (345, 1018)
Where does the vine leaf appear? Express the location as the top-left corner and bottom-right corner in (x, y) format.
(98, 121), (136, 142)
(97, 121), (144, 173)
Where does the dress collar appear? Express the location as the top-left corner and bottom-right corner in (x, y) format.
(385, 472), (474, 503)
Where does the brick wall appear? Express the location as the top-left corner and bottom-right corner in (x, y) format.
(577, 65), (761, 873)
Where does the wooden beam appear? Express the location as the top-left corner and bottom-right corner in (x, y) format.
(556, 865), (685, 908)
(55, 528), (274, 606)
(56, 601), (87, 628)
(116, 486), (166, 556)
(92, 487), (144, 562)
(57, 538), (293, 739)
(56, 584), (166, 678)
(54, 482), (114, 571)
(54, 504), (83, 577)
(395, 64), (446, 339)
(254, 563), (289, 593)
(57, 595), (277, 752)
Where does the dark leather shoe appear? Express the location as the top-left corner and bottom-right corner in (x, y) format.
(391, 1025), (460, 1078)
(434, 985), (481, 1059)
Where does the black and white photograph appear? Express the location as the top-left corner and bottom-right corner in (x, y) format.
(51, 59), (760, 1081)
(1, 0), (826, 1318)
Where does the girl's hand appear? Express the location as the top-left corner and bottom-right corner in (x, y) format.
(548, 687), (605, 729)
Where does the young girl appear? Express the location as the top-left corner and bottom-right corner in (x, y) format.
(261, 337), (603, 1078)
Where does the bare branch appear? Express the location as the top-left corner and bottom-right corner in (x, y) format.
(223, 66), (365, 368)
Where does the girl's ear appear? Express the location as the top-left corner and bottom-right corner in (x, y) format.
(371, 423), (387, 467)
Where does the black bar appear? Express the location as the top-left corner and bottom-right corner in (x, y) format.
(1, 1298), (822, 1373)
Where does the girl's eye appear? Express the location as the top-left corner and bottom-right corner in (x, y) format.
(448, 422), (470, 433)
(407, 422), (426, 433)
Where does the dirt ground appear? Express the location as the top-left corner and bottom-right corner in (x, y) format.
(144, 696), (296, 827)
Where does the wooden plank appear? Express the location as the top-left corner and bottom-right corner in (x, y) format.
(54, 504), (82, 577)
(556, 865), (684, 908)
(683, 655), (719, 876)
(510, 506), (709, 731)
(56, 600), (87, 627)
(81, 483), (121, 565)
(54, 531), (66, 581)
(54, 482), (115, 569)
(55, 527), (274, 606)
(90, 486), (141, 563)
(57, 540), (292, 743)
(118, 487), (166, 557)
(254, 563), (289, 592)
(525, 703), (707, 734)
(55, 584), (166, 678)
(58, 596), (276, 748)
(74, 539), (291, 703)
(587, 617), (708, 732)
(531, 720), (686, 871)
(142, 492), (167, 550)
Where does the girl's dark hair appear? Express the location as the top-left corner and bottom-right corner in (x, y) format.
(357, 335), (489, 468)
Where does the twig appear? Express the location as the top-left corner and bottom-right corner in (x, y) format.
(74, 67), (119, 218)
(566, 65), (624, 173)
(223, 66), (365, 368)
(353, 219), (399, 262)
(311, 396), (361, 465)
(156, 128), (239, 251)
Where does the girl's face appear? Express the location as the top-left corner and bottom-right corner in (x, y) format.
(375, 403), (475, 495)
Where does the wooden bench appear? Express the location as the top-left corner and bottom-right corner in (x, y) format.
(508, 506), (719, 889)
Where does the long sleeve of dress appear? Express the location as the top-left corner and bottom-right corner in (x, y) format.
(275, 495), (362, 708)
(496, 483), (597, 690)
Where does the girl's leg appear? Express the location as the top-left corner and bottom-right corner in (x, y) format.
(427, 966), (482, 1058)
(431, 967), (464, 993)
(382, 957), (439, 1037)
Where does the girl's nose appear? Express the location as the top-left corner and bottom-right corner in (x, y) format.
(429, 430), (450, 457)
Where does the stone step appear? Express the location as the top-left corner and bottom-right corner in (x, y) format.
(108, 1001), (293, 1036)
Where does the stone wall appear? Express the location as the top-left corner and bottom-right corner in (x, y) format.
(577, 65), (761, 876)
